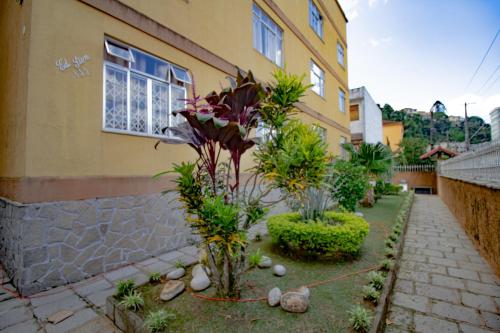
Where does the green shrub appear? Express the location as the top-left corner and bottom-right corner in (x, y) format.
(118, 291), (144, 311)
(144, 310), (175, 333)
(267, 211), (369, 256)
(389, 233), (399, 242)
(374, 180), (402, 196)
(385, 246), (397, 258)
(380, 258), (394, 271)
(115, 279), (135, 299)
(348, 305), (372, 332)
(149, 272), (162, 283)
(254, 232), (262, 241)
(362, 285), (381, 304)
(385, 239), (395, 248)
(367, 271), (386, 290)
(330, 160), (369, 212)
(248, 249), (263, 268)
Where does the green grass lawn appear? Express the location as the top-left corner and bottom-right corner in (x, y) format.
(137, 194), (405, 333)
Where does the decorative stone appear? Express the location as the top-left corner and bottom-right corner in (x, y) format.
(280, 292), (309, 313)
(268, 287), (282, 307)
(48, 310), (74, 324)
(355, 211), (364, 217)
(190, 275), (211, 291)
(298, 286), (310, 298)
(273, 264), (286, 276)
(258, 256), (272, 268)
(160, 280), (185, 301)
(167, 268), (185, 280)
(192, 264), (210, 278)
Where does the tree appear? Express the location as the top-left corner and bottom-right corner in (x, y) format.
(396, 137), (430, 165)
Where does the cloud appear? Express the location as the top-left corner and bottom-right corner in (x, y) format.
(368, 0), (389, 8)
(445, 93), (500, 123)
(369, 36), (392, 47)
(338, 0), (360, 20)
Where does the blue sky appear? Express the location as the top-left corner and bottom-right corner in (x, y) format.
(338, 0), (500, 122)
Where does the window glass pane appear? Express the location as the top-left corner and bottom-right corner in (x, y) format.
(350, 104), (359, 121)
(105, 65), (128, 130)
(130, 74), (148, 133)
(309, 0), (322, 38)
(171, 85), (186, 127)
(339, 90), (345, 112)
(152, 81), (169, 135)
(252, 4), (282, 66)
(337, 43), (344, 66)
(131, 49), (169, 81)
(171, 65), (192, 84)
(105, 40), (133, 61)
(310, 62), (324, 96)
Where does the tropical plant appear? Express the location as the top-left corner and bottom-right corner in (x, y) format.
(156, 69), (325, 297)
(149, 272), (162, 283)
(362, 285), (381, 303)
(144, 310), (175, 333)
(385, 246), (397, 258)
(115, 279), (135, 299)
(367, 271), (386, 290)
(380, 258), (394, 270)
(330, 160), (369, 212)
(118, 290), (144, 311)
(248, 249), (263, 268)
(348, 305), (373, 332)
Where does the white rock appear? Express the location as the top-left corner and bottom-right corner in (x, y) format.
(166, 268), (185, 280)
(258, 256), (272, 268)
(354, 211), (364, 217)
(267, 287), (281, 307)
(273, 264), (286, 276)
(192, 264), (210, 278)
(298, 286), (310, 298)
(190, 275), (211, 291)
(160, 280), (185, 301)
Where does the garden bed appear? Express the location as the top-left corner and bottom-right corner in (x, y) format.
(107, 194), (406, 333)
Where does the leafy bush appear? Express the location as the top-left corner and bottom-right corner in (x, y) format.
(388, 232), (399, 242)
(330, 160), (369, 212)
(367, 271), (386, 290)
(348, 305), (373, 332)
(267, 212), (369, 256)
(380, 258), (394, 271)
(115, 279), (135, 299)
(248, 249), (263, 268)
(362, 285), (381, 304)
(149, 272), (162, 283)
(385, 246), (397, 258)
(375, 180), (402, 196)
(385, 239), (395, 248)
(144, 310), (175, 333)
(118, 291), (144, 311)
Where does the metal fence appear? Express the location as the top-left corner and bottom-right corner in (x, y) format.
(437, 141), (500, 185)
(393, 164), (436, 173)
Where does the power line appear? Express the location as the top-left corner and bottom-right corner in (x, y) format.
(483, 73), (500, 93)
(477, 64), (499, 94)
(465, 28), (500, 90)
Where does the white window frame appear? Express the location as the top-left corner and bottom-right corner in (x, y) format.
(310, 60), (325, 97)
(252, 3), (283, 67)
(338, 89), (346, 113)
(337, 42), (344, 66)
(309, 0), (323, 39)
(105, 39), (135, 62)
(103, 38), (188, 138)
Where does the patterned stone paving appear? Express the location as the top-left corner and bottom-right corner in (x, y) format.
(385, 195), (500, 333)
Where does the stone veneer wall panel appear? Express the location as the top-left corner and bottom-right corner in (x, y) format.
(437, 176), (500, 276)
(0, 192), (193, 295)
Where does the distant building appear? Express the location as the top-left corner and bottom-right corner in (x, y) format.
(349, 87), (383, 146)
(448, 115), (463, 123)
(417, 111), (431, 119)
(490, 107), (500, 142)
(401, 108), (418, 114)
(383, 120), (404, 152)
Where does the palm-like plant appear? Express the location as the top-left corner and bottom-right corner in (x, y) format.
(342, 143), (393, 206)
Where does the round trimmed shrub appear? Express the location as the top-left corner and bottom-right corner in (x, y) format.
(267, 212), (369, 257)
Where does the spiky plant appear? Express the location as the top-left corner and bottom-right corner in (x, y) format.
(348, 305), (373, 332)
(115, 279), (135, 299)
(362, 285), (381, 304)
(118, 291), (144, 311)
(367, 271), (386, 290)
(149, 272), (162, 283)
(144, 310), (175, 333)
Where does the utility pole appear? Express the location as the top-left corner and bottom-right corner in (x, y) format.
(464, 102), (469, 151)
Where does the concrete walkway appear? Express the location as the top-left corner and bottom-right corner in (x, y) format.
(0, 245), (199, 333)
(385, 195), (500, 333)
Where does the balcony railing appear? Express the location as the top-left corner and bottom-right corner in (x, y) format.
(437, 141), (500, 188)
(393, 164), (435, 173)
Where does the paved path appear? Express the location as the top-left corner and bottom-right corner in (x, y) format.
(0, 245), (199, 333)
(385, 195), (500, 333)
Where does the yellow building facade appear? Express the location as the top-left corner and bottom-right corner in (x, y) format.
(383, 120), (404, 152)
(0, 0), (349, 294)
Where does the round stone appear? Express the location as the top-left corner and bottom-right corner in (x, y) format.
(267, 287), (281, 307)
(192, 264), (210, 278)
(258, 256), (272, 268)
(354, 211), (364, 217)
(298, 286), (310, 298)
(160, 280), (185, 301)
(166, 268), (185, 280)
(273, 264), (286, 276)
(280, 292), (309, 313)
(190, 275), (211, 291)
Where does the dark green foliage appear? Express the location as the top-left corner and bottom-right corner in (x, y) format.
(267, 212), (369, 256)
(380, 258), (394, 271)
(375, 180), (403, 196)
(385, 239), (395, 248)
(248, 249), (263, 268)
(144, 310), (175, 333)
(348, 305), (373, 332)
(367, 271), (386, 290)
(330, 160), (369, 212)
(362, 285), (380, 304)
(343, 143), (393, 178)
(115, 279), (135, 299)
(149, 272), (162, 283)
(385, 246), (397, 258)
(396, 137), (430, 165)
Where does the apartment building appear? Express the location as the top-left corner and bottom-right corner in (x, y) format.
(349, 86), (382, 146)
(0, 0), (349, 294)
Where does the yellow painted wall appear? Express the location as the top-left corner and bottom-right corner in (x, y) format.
(383, 123), (404, 151)
(0, 0), (32, 178)
(6, 0), (348, 178)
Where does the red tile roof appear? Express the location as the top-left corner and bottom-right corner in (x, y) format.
(419, 146), (458, 160)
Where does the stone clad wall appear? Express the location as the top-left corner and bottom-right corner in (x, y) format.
(0, 193), (192, 295)
(437, 176), (500, 276)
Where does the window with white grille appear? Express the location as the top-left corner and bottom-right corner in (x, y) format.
(310, 61), (325, 97)
(103, 38), (190, 137)
(338, 89), (346, 113)
(253, 3), (283, 66)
